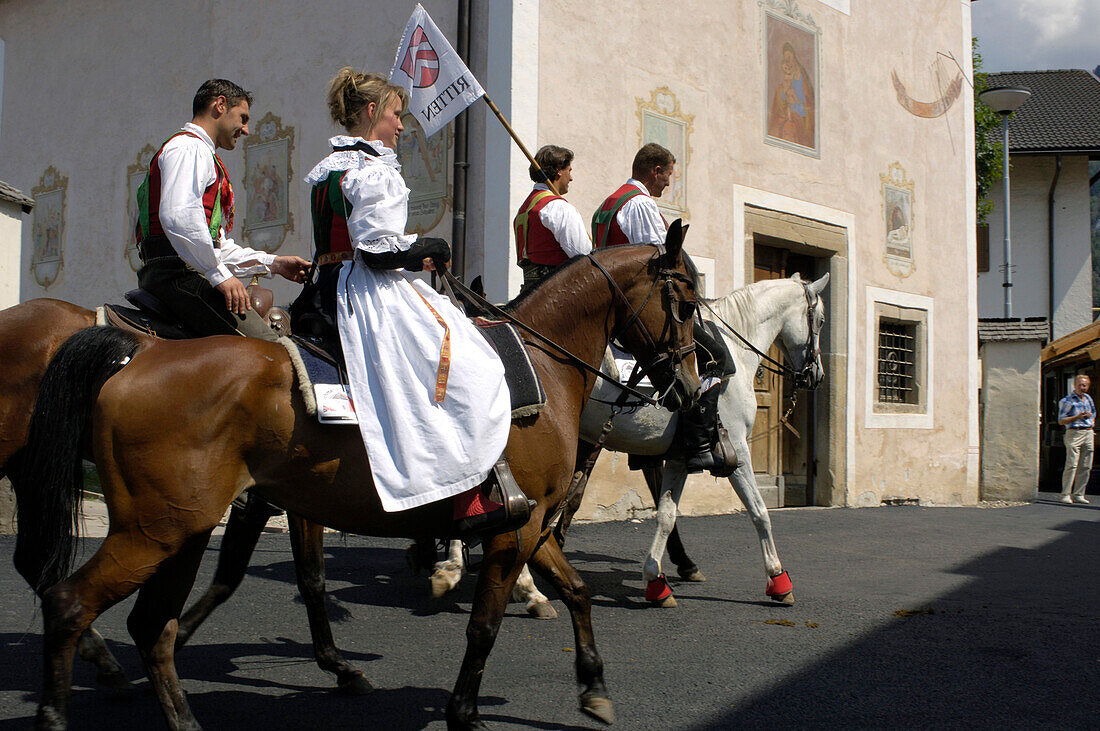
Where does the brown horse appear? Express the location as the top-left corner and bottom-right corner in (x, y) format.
(17, 238), (700, 730)
(0, 299), (372, 694)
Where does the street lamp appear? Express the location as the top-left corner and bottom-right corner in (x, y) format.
(978, 85), (1031, 318)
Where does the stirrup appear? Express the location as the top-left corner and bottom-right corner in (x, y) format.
(488, 457), (535, 532)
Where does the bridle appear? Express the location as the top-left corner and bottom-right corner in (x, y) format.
(698, 280), (822, 390)
(586, 245), (697, 402)
(438, 244), (697, 408)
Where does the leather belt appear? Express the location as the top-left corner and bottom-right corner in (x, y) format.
(316, 251), (354, 266)
(137, 235), (178, 261)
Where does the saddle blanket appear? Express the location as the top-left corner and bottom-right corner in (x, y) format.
(474, 318), (546, 419)
(279, 337), (357, 424)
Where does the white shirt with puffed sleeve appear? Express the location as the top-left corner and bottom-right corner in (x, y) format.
(531, 183), (591, 258)
(156, 122), (275, 287)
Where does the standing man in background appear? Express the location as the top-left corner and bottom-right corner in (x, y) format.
(1058, 374), (1094, 504)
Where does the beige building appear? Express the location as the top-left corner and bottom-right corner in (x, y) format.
(0, 0), (980, 512)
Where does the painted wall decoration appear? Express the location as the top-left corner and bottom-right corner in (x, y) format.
(242, 113), (294, 252)
(124, 144), (156, 271)
(30, 166), (67, 288)
(881, 162), (915, 277)
(636, 87), (693, 218)
(891, 68), (964, 118)
(762, 0), (820, 156)
(396, 112), (451, 234)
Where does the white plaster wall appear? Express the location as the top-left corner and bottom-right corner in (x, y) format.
(0, 200), (21, 309)
(978, 154), (1093, 338)
(538, 0), (978, 511)
(979, 339), (1041, 500)
(0, 0), (459, 309)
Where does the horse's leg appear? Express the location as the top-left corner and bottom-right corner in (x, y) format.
(553, 440), (599, 548)
(429, 539), (465, 600)
(126, 531), (212, 731)
(176, 500), (268, 648)
(76, 628), (130, 690)
(527, 535), (614, 724)
(727, 439), (794, 604)
(286, 513), (371, 694)
(446, 535), (529, 730)
(642, 462), (688, 608)
(36, 531), (183, 729)
(643, 463), (705, 582)
(512, 563), (557, 619)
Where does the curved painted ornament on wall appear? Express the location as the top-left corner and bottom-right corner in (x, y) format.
(636, 87), (694, 218)
(30, 166), (68, 289)
(890, 70), (963, 118)
(243, 113), (295, 253)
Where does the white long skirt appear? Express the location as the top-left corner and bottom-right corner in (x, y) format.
(337, 261), (511, 511)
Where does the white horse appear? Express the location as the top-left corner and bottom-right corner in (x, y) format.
(425, 272), (828, 615)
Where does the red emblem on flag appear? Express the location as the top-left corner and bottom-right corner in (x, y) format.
(399, 26), (440, 88)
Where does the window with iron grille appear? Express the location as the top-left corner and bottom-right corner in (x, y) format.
(878, 320), (918, 404)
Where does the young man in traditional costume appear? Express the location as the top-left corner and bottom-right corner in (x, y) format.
(304, 68), (530, 537)
(593, 143), (737, 477)
(512, 145), (590, 294)
(135, 79), (310, 341)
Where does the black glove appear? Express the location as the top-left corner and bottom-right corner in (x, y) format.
(357, 237), (451, 271)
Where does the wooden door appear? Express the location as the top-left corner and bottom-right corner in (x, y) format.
(750, 246), (788, 483)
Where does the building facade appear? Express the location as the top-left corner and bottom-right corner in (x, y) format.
(0, 0), (980, 510)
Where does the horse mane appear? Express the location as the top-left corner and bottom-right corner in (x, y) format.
(706, 278), (799, 344)
(502, 245), (657, 314)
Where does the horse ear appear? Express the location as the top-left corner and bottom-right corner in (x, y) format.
(808, 272), (830, 296)
(664, 219), (684, 263)
(791, 271), (804, 283)
(471, 276), (484, 297)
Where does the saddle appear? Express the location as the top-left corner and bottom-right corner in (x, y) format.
(100, 282), (287, 340)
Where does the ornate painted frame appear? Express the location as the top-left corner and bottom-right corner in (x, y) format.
(881, 162), (915, 277)
(30, 166), (67, 289)
(398, 112), (452, 235)
(242, 113), (295, 252)
(636, 87), (694, 219)
(124, 144), (156, 272)
(761, 0), (821, 158)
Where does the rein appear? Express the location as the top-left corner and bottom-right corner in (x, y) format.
(698, 282), (820, 389)
(439, 249), (692, 408)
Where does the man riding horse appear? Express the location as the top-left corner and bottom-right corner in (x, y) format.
(592, 142), (737, 476)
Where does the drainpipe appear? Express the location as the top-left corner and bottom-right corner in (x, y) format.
(1047, 154), (1062, 340)
(450, 0), (472, 280)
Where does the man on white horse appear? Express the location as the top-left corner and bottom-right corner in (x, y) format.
(592, 143), (736, 476)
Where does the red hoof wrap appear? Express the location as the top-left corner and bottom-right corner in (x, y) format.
(645, 575), (673, 602)
(766, 570), (793, 596)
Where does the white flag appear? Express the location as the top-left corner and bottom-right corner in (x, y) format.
(389, 4), (484, 137)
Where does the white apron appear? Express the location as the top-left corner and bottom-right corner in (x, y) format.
(308, 136), (511, 511)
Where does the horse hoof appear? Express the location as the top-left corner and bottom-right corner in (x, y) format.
(527, 601), (558, 620)
(430, 573), (456, 599)
(95, 669), (133, 691)
(678, 568), (707, 582)
(337, 672), (373, 696)
(35, 706), (67, 730)
(651, 595), (678, 608)
(581, 695), (615, 725)
(770, 591), (795, 605)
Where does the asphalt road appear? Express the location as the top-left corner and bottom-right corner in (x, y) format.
(1, 498), (1097, 729)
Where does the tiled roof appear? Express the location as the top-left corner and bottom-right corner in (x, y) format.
(984, 70), (1100, 153)
(0, 181), (33, 213)
(978, 317), (1049, 343)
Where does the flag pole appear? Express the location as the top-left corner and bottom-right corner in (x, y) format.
(481, 94), (561, 197)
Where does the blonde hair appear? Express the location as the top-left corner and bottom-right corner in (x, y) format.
(326, 67), (409, 132)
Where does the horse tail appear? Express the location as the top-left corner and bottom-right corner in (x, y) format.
(13, 326), (143, 594)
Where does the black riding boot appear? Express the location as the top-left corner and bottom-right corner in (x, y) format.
(682, 386), (737, 477)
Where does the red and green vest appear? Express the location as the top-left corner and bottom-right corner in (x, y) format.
(135, 131), (233, 244)
(590, 183), (646, 249)
(310, 170), (354, 264)
(514, 189), (567, 266)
